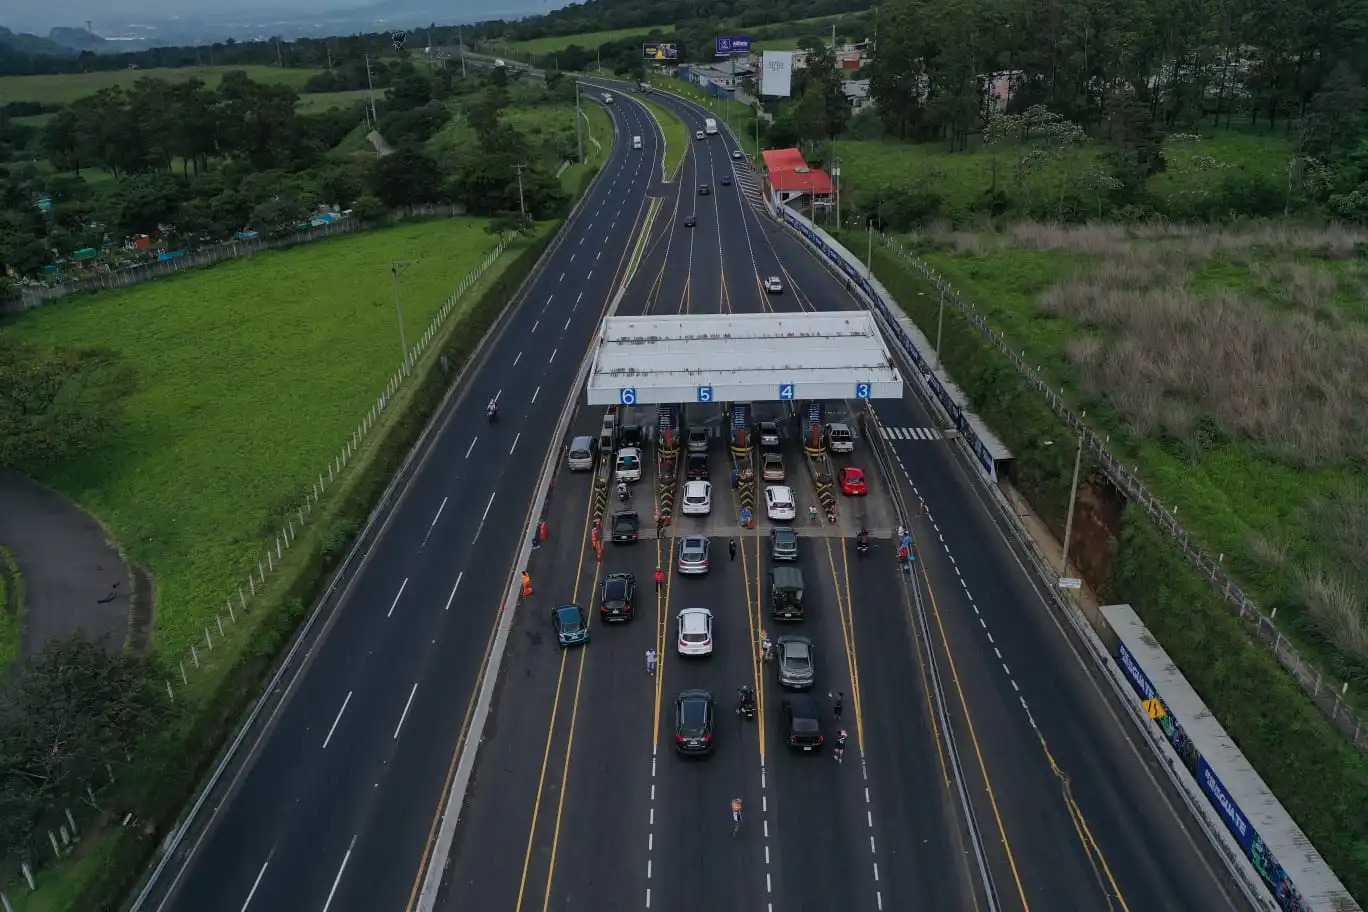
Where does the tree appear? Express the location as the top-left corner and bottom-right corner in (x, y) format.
(985, 105), (1087, 219)
(0, 334), (136, 468)
(488, 211), (534, 236)
(369, 149), (442, 208)
(0, 635), (169, 861)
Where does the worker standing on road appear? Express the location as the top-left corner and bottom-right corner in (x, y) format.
(655, 566), (666, 592)
(728, 538), (737, 561)
(521, 571), (533, 597)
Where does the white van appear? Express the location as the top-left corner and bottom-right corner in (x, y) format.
(615, 447), (643, 483)
(602, 92), (615, 104)
(632, 135), (642, 150)
(567, 435), (597, 471)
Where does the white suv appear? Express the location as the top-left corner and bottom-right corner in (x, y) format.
(765, 485), (796, 521)
(682, 480), (712, 515)
(764, 276), (783, 293)
(677, 608), (714, 656)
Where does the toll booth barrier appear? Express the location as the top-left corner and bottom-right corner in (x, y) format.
(800, 401), (838, 522)
(730, 402), (755, 522)
(656, 404), (679, 526)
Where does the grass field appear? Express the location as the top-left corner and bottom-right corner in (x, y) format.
(0, 546), (20, 678)
(4, 219), (502, 659)
(561, 99), (615, 191)
(637, 95), (690, 179)
(0, 66), (325, 105)
(507, 24), (676, 55)
(898, 220), (1368, 705)
(836, 129), (1294, 222)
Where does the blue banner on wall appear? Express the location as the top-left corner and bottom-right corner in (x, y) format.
(779, 208), (999, 479)
(715, 36), (752, 55)
(1113, 643), (1307, 911)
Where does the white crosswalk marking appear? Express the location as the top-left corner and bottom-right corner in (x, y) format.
(731, 167), (766, 210)
(878, 426), (944, 441)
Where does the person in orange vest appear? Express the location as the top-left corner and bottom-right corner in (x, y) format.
(521, 571), (533, 597)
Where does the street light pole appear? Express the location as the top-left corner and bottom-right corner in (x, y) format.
(1060, 432), (1085, 575)
(933, 288), (945, 370)
(865, 221), (873, 278)
(513, 164), (527, 215)
(391, 260), (414, 371)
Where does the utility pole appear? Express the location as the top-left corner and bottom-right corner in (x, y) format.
(364, 53), (379, 126)
(513, 164), (527, 215)
(575, 82), (585, 164)
(933, 289), (946, 370)
(458, 26), (467, 77)
(596, 48), (602, 74)
(1060, 433), (1086, 575)
(275, 38), (284, 68)
(391, 261), (414, 370)
(865, 220), (873, 278)
(326, 41), (333, 72)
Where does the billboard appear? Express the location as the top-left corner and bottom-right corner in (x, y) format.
(644, 42), (678, 61)
(715, 36), (752, 56)
(761, 50), (794, 97)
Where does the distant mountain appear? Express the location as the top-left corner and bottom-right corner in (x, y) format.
(47, 27), (107, 52)
(0, 25), (78, 56)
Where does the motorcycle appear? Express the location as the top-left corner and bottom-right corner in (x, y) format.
(487, 407), (498, 424)
(617, 485), (631, 503)
(736, 688), (757, 719)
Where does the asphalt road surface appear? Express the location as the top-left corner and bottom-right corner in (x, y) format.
(146, 96), (664, 912)
(437, 79), (1249, 912)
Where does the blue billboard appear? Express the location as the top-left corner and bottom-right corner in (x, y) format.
(1114, 642), (1307, 911)
(716, 36), (752, 56)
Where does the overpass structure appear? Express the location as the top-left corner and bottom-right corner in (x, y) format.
(585, 311), (903, 525)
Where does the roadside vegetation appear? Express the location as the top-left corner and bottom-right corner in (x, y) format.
(0, 546), (21, 675)
(0, 66), (325, 105)
(638, 96), (690, 179)
(506, 25), (677, 56)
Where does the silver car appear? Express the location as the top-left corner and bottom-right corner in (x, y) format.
(776, 635), (815, 689)
(677, 535), (710, 575)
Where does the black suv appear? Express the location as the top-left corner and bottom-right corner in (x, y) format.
(611, 511), (640, 543)
(600, 572), (636, 621)
(781, 695), (824, 751)
(619, 424), (645, 448)
(674, 689), (716, 755)
(686, 452), (709, 481)
(698, 184), (711, 195)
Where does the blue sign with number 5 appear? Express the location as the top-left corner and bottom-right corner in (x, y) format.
(619, 387), (637, 405)
(697, 386), (713, 403)
(855, 382), (872, 399)
(778, 383), (795, 400)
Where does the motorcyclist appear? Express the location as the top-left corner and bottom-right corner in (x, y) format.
(616, 481), (629, 501)
(486, 398), (498, 418)
(737, 684), (756, 715)
(856, 526), (870, 552)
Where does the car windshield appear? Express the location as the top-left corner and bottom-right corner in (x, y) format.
(683, 546), (705, 560)
(614, 515), (635, 529)
(604, 581), (626, 603)
(680, 700), (708, 729)
(558, 609), (581, 630)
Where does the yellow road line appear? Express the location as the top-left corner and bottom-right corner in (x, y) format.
(823, 540), (866, 753)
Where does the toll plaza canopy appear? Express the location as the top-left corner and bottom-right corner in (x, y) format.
(585, 312), (903, 406)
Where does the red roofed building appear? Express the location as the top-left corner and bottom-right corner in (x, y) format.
(761, 148), (833, 207)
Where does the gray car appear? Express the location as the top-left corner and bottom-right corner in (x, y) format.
(677, 535), (711, 575)
(771, 527), (799, 561)
(776, 635), (815, 689)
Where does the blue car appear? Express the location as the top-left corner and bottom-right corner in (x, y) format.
(552, 604), (589, 646)
(721, 175), (732, 186)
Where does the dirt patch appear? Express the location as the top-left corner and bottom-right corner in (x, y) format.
(126, 565), (157, 656)
(1071, 472), (1125, 591)
(0, 470), (133, 659)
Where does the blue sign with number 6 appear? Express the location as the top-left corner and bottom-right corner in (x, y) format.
(697, 386), (713, 403)
(619, 387), (637, 405)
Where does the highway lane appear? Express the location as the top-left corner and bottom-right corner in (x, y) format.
(627, 82), (1247, 910)
(152, 98), (661, 912)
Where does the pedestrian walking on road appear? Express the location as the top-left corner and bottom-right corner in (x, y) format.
(646, 648), (658, 675)
(657, 515), (667, 537)
(834, 730), (848, 763)
(654, 566), (666, 593)
(728, 538), (737, 561)
(831, 691), (844, 719)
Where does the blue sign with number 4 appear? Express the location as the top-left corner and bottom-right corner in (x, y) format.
(855, 382), (872, 399)
(697, 386), (713, 403)
(619, 387), (637, 405)
(778, 383), (795, 400)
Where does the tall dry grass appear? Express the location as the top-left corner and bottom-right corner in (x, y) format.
(1042, 262), (1368, 465)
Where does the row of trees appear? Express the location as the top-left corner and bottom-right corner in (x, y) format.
(0, 65), (572, 284)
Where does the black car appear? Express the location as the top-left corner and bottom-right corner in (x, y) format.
(619, 424), (645, 448)
(782, 695), (824, 751)
(611, 510), (640, 543)
(674, 689), (716, 755)
(600, 572), (636, 621)
(684, 215), (697, 228)
(686, 452), (709, 481)
(698, 184), (711, 195)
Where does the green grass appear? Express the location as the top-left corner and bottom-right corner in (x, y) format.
(836, 128), (1293, 221)
(4, 219), (502, 659)
(561, 99), (615, 191)
(506, 24), (676, 55)
(295, 89), (374, 113)
(0, 546), (21, 677)
(0, 66), (326, 106)
(638, 95), (689, 180)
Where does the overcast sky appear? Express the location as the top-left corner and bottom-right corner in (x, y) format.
(3, 0), (564, 34)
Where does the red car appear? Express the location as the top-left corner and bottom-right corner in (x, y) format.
(839, 466), (868, 496)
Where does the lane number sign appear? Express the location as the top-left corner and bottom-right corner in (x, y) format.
(619, 387), (637, 405)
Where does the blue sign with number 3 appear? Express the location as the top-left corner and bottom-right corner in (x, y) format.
(855, 382), (872, 399)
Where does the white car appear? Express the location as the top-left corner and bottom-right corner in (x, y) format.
(731, 149), (744, 160)
(682, 480), (712, 515)
(764, 276), (783, 294)
(765, 485), (796, 521)
(695, 130), (705, 140)
(615, 446), (643, 483)
(677, 607), (714, 656)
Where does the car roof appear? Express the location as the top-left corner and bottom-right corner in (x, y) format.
(612, 510), (637, 520)
(780, 639), (811, 657)
(773, 527), (796, 540)
(764, 452), (783, 462)
(617, 446), (641, 456)
(556, 604), (582, 617)
(786, 694), (818, 714)
(680, 606), (711, 619)
(681, 535), (708, 548)
(679, 608), (711, 629)
(684, 480), (710, 494)
(768, 485), (794, 498)
(608, 571), (633, 582)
